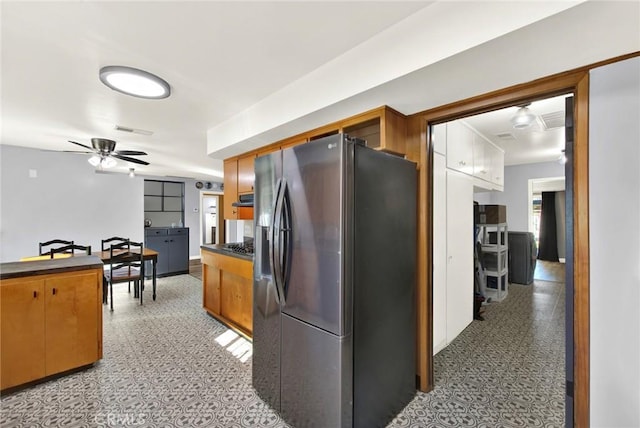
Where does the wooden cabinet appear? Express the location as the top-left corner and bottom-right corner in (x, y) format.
(221, 105), (408, 220)
(223, 157), (254, 220)
(237, 154), (255, 194)
(341, 106), (407, 155)
(223, 159), (239, 220)
(1, 266), (102, 390)
(1, 279), (45, 389)
(201, 249), (253, 336)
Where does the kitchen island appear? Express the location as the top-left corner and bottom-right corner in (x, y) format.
(201, 245), (253, 337)
(0, 256), (104, 391)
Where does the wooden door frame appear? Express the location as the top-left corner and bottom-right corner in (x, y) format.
(405, 54), (640, 427)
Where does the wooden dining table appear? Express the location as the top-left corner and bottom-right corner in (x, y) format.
(95, 248), (159, 301)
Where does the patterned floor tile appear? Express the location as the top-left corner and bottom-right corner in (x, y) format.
(1, 275), (565, 427)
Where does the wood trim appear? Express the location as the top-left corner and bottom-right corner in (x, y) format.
(405, 54), (615, 426)
(573, 73), (590, 428)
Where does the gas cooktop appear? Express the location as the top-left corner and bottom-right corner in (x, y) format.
(221, 241), (254, 255)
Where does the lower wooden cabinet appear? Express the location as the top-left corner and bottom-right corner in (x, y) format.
(1, 269), (102, 390)
(202, 249), (253, 336)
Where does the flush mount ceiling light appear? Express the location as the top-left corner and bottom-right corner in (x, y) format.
(510, 105), (536, 129)
(99, 66), (171, 99)
(129, 168), (136, 178)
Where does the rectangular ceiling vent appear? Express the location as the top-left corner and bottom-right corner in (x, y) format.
(495, 132), (516, 140)
(115, 125), (153, 136)
(540, 111), (565, 130)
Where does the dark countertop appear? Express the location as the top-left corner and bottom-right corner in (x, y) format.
(201, 244), (253, 262)
(0, 256), (104, 280)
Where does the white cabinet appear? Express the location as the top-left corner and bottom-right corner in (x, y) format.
(444, 119), (504, 191)
(472, 133), (487, 178)
(432, 123), (447, 155)
(487, 143), (504, 187)
(446, 121), (474, 175)
(445, 169), (474, 344)
(433, 162), (474, 355)
(432, 153), (447, 354)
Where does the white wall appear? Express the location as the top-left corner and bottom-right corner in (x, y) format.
(589, 56), (640, 427)
(0, 145), (143, 262)
(473, 161), (565, 232)
(0, 145), (221, 261)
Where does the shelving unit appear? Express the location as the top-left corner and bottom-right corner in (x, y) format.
(479, 223), (509, 301)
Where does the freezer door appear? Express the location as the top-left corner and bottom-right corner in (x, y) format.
(252, 152), (282, 410)
(281, 135), (348, 336)
(281, 313), (352, 428)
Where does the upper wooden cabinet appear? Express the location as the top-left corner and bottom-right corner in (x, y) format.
(223, 159), (238, 220)
(341, 106), (407, 155)
(237, 154), (255, 194)
(221, 105), (409, 221)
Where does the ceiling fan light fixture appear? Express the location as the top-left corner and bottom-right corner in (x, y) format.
(88, 155), (116, 169)
(510, 106), (536, 129)
(99, 66), (170, 99)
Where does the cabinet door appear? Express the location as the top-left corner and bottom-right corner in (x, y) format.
(472, 133), (488, 180)
(446, 121), (474, 175)
(431, 123), (447, 155)
(237, 154), (255, 194)
(488, 143), (504, 186)
(445, 169), (473, 344)
(203, 263), (221, 315)
(223, 159), (238, 220)
(45, 272), (99, 376)
(0, 279), (45, 390)
(220, 273), (253, 333)
(432, 153), (447, 354)
(145, 235), (170, 276)
(168, 234), (189, 273)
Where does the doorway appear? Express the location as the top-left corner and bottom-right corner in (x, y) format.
(410, 68), (590, 427)
(428, 94), (569, 426)
(200, 192), (224, 246)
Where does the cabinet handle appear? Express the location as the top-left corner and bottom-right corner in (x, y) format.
(33, 291), (37, 298)
(52, 288), (57, 295)
(458, 160), (466, 166)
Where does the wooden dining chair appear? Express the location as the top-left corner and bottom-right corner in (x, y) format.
(39, 239), (74, 256)
(101, 237), (131, 302)
(101, 236), (129, 251)
(105, 240), (144, 311)
(50, 244), (92, 258)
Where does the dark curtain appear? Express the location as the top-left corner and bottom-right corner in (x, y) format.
(538, 191), (559, 261)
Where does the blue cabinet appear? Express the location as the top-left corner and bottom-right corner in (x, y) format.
(144, 227), (189, 277)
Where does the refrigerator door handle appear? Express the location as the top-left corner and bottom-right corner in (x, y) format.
(279, 180), (293, 301)
(273, 177), (288, 305)
(269, 178), (283, 305)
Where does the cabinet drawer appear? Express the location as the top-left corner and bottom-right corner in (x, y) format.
(168, 228), (188, 236)
(145, 228), (168, 236)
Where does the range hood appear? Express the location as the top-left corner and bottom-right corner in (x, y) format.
(232, 193), (254, 207)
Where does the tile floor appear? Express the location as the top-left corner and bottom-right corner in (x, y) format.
(1, 274), (565, 427)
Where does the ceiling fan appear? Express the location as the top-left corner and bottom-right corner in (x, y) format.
(68, 138), (149, 168)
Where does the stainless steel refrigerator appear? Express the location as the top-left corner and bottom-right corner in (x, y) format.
(253, 133), (417, 427)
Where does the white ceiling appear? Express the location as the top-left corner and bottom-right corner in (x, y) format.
(461, 95), (569, 166)
(1, 1), (639, 179)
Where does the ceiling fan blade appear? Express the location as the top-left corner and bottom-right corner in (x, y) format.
(114, 150), (147, 156)
(111, 154), (150, 165)
(68, 140), (95, 151)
